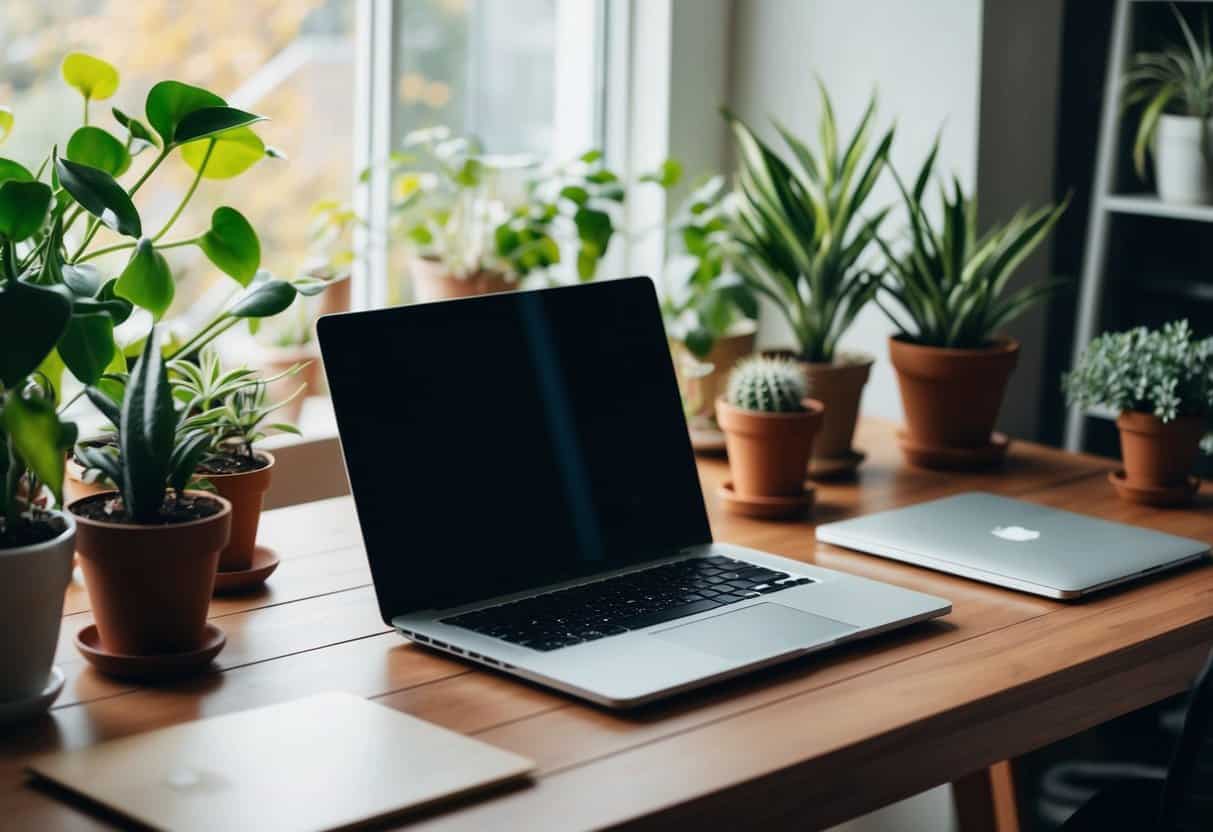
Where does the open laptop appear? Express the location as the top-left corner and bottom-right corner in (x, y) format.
(317, 277), (949, 708)
(816, 492), (1209, 599)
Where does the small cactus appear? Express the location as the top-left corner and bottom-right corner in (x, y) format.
(726, 356), (807, 413)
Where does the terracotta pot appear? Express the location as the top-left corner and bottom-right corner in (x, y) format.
(317, 273), (351, 317)
(671, 324), (757, 426)
(408, 255), (516, 303)
(70, 491), (231, 656)
(260, 344), (323, 423)
(1116, 411), (1205, 489)
(801, 355), (873, 460)
(0, 513), (75, 701)
(715, 397), (824, 499)
(889, 336), (1019, 448)
(203, 452), (275, 572)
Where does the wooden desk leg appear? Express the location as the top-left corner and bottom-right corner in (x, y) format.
(953, 760), (1021, 832)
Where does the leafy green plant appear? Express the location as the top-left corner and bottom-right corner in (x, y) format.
(1063, 321), (1213, 430)
(660, 174), (757, 357)
(172, 348), (302, 462)
(725, 86), (893, 363)
(1123, 4), (1213, 179)
(726, 356), (807, 413)
(874, 142), (1068, 348)
(75, 328), (211, 523)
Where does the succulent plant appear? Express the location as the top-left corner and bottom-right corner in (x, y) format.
(726, 357), (807, 413)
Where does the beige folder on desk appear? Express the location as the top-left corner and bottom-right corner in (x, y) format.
(28, 692), (535, 832)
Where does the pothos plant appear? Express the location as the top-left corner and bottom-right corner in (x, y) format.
(2, 52), (323, 527)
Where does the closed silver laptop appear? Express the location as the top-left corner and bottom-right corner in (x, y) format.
(318, 277), (950, 708)
(816, 492), (1210, 599)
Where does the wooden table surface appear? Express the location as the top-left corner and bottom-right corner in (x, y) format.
(4, 418), (1213, 830)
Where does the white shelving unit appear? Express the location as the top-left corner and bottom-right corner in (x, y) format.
(1064, 0), (1213, 450)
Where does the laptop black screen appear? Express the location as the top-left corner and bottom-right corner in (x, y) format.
(318, 277), (713, 619)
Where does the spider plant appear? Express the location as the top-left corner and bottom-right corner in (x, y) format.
(1124, 4), (1213, 178)
(874, 141), (1069, 349)
(724, 85), (893, 363)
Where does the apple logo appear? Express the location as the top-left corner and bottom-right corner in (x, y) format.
(992, 525), (1040, 542)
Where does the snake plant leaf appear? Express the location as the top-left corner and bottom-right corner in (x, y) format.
(0, 158), (32, 184)
(196, 206), (260, 284)
(168, 430), (210, 493)
(121, 328), (176, 522)
(115, 239), (174, 320)
(66, 126), (130, 176)
(0, 179), (51, 242)
(0, 107), (12, 144)
(60, 53), (119, 102)
(84, 384), (122, 427)
(0, 279), (72, 387)
(228, 274), (297, 318)
(144, 81), (224, 146)
(2, 390), (75, 504)
(55, 157), (141, 238)
(180, 127), (265, 179)
(57, 312), (115, 385)
(174, 106), (265, 145)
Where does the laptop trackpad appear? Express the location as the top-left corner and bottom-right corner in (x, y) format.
(651, 603), (857, 662)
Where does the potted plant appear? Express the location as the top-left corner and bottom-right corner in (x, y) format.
(725, 88), (892, 476)
(172, 349), (303, 582)
(715, 357), (823, 519)
(875, 141), (1067, 469)
(72, 329), (232, 668)
(1124, 5), (1213, 204)
(1064, 320), (1212, 505)
(661, 174), (759, 445)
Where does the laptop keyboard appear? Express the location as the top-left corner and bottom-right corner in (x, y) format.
(440, 556), (813, 652)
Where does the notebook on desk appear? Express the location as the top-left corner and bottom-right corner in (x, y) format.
(27, 692), (534, 832)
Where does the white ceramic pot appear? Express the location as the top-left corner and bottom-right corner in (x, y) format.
(1154, 114), (1213, 204)
(0, 512), (75, 702)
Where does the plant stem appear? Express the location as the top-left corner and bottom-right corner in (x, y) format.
(75, 236), (196, 264)
(167, 314), (235, 361)
(56, 388), (86, 415)
(154, 139), (213, 242)
(127, 146), (171, 199)
(82, 97), (89, 126)
(69, 218), (103, 262)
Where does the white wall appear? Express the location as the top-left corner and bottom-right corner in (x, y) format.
(728, 0), (984, 423)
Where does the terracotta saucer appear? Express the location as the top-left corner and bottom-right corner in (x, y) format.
(76, 623), (226, 681)
(897, 431), (1010, 470)
(1108, 470), (1200, 507)
(689, 426), (727, 456)
(716, 481), (815, 521)
(0, 666), (64, 729)
(213, 545), (281, 596)
(809, 449), (867, 480)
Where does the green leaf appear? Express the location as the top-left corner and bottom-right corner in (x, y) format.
(174, 106), (265, 144)
(683, 327), (714, 358)
(0, 107), (12, 144)
(112, 107), (160, 149)
(196, 206), (260, 284)
(180, 128), (264, 179)
(56, 157), (141, 237)
(228, 275), (297, 318)
(61, 53), (119, 101)
(2, 390), (74, 504)
(0, 158), (32, 184)
(144, 80), (225, 146)
(453, 158), (482, 187)
(115, 239), (174, 319)
(560, 185), (589, 206)
(0, 279), (72, 387)
(62, 262), (103, 297)
(580, 150), (603, 163)
(0, 179), (52, 241)
(640, 158), (683, 189)
(121, 328), (176, 521)
(573, 207), (613, 252)
(66, 126), (130, 176)
(58, 312), (115, 385)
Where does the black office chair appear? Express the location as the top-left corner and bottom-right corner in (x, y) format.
(1060, 650), (1213, 831)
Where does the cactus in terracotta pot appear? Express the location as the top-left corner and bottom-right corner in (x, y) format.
(726, 357), (807, 413)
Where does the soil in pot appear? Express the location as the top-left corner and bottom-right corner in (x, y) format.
(199, 451), (275, 573)
(70, 491), (231, 656)
(716, 397), (824, 499)
(889, 336), (1019, 451)
(1116, 411), (1205, 490)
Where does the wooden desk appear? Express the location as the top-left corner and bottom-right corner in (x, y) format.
(4, 418), (1212, 831)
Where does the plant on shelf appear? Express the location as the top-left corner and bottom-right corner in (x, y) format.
(725, 86), (891, 471)
(71, 328), (232, 667)
(172, 348), (303, 576)
(1064, 320), (1213, 504)
(715, 356), (823, 512)
(875, 140), (1067, 468)
(660, 174), (759, 433)
(1123, 4), (1213, 204)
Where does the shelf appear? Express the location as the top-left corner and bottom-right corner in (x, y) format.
(1104, 194), (1213, 223)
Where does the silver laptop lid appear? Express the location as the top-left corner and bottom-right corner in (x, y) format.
(816, 492), (1209, 596)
